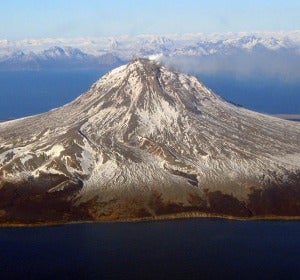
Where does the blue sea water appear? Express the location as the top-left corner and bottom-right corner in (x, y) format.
(0, 70), (299, 120)
(0, 219), (299, 279)
(199, 74), (300, 114)
(0, 70), (105, 119)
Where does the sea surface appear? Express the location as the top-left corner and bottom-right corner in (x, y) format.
(0, 219), (299, 279)
(200, 73), (300, 114)
(0, 70), (105, 119)
(0, 70), (300, 120)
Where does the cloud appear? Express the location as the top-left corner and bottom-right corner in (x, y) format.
(160, 48), (300, 83)
(148, 53), (163, 62)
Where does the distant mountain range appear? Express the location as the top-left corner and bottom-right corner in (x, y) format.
(1, 31), (300, 76)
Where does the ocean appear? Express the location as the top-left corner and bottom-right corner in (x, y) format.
(0, 219), (299, 279)
(0, 70), (105, 120)
(199, 73), (300, 115)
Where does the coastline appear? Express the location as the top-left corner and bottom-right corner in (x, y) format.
(1, 212), (300, 228)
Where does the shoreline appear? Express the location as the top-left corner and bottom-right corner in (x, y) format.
(1, 212), (300, 228)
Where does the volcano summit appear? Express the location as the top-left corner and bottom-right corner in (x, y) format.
(0, 58), (300, 225)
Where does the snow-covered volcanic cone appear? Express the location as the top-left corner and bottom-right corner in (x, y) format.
(0, 58), (300, 224)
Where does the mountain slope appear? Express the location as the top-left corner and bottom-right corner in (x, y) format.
(0, 58), (300, 224)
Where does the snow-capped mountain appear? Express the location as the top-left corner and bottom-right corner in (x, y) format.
(0, 59), (299, 224)
(0, 31), (300, 71)
(0, 44), (123, 70)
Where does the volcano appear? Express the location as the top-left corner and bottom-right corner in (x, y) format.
(0, 58), (300, 224)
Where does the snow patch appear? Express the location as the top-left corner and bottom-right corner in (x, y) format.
(45, 144), (65, 158)
(20, 154), (33, 165)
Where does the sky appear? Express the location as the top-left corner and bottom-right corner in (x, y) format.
(1, 0), (300, 40)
